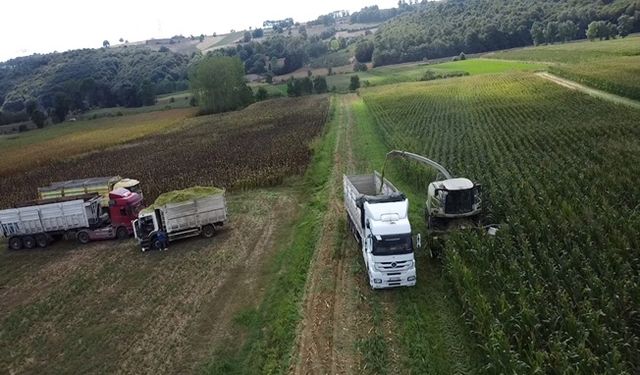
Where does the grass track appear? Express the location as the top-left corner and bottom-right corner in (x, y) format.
(349, 97), (480, 374)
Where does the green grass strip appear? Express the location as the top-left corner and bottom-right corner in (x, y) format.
(201, 97), (338, 375)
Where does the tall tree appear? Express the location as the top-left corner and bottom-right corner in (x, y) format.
(617, 14), (634, 37)
(544, 22), (560, 43)
(190, 56), (253, 114)
(530, 22), (545, 45)
(558, 20), (579, 42)
(355, 40), (375, 62)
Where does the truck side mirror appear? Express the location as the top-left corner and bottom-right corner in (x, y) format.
(365, 221), (370, 229)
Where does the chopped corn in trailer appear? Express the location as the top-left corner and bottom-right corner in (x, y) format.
(133, 187), (228, 251)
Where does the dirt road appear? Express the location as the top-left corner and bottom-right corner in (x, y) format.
(536, 72), (640, 110)
(291, 94), (479, 374)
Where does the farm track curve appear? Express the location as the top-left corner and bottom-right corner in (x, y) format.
(536, 72), (640, 110)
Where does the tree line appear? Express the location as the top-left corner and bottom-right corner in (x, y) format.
(372, 0), (640, 66)
(0, 47), (190, 125)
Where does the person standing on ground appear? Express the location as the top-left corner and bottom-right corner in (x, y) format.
(156, 229), (168, 251)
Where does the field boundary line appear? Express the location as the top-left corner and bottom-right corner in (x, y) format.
(536, 72), (640, 110)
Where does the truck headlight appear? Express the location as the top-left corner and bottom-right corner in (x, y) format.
(407, 276), (416, 282)
(374, 278), (382, 284)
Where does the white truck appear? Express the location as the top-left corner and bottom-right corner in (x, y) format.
(133, 190), (228, 251)
(0, 194), (117, 249)
(344, 172), (418, 289)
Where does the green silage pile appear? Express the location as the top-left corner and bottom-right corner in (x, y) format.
(142, 186), (224, 213)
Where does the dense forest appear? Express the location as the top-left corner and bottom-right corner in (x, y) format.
(373, 0), (640, 66)
(0, 47), (190, 124)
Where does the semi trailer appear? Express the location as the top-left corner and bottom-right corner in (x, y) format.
(133, 188), (228, 251)
(344, 172), (418, 289)
(38, 176), (143, 208)
(0, 188), (144, 250)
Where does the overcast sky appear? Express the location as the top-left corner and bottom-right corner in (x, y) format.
(0, 0), (399, 62)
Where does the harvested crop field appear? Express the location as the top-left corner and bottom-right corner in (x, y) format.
(0, 96), (330, 207)
(0, 188), (300, 374)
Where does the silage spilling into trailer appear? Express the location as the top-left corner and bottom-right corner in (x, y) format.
(142, 186), (224, 213)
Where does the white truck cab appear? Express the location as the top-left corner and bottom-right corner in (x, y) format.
(344, 173), (418, 289)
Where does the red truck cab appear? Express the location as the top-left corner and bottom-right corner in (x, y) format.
(78, 188), (144, 243)
(108, 188), (144, 235)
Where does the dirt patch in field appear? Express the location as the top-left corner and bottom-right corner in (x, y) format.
(0, 189), (298, 374)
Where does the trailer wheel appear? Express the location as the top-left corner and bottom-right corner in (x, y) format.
(77, 231), (90, 244)
(8, 237), (23, 250)
(23, 236), (36, 249)
(202, 224), (216, 238)
(116, 227), (129, 240)
(35, 234), (49, 248)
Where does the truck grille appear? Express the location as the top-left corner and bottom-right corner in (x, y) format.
(376, 260), (412, 271)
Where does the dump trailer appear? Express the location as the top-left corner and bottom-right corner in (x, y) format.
(133, 188), (227, 251)
(38, 176), (143, 208)
(0, 188), (143, 249)
(344, 172), (417, 289)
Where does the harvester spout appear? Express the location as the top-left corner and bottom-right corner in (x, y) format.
(379, 150), (453, 193)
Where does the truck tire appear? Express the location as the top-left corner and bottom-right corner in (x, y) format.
(35, 234), (49, 248)
(202, 224), (216, 238)
(23, 236), (36, 249)
(116, 227), (129, 240)
(77, 231), (90, 244)
(8, 237), (23, 250)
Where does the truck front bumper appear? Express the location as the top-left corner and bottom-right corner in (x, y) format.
(369, 268), (416, 289)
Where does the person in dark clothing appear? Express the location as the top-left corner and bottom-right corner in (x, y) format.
(156, 229), (168, 251)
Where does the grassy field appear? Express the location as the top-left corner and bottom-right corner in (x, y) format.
(78, 92), (193, 120)
(0, 108), (195, 177)
(359, 73), (640, 373)
(548, 55), (640, 100)
(325, 58), (545, 92)
(489, 36), (640, 100)
(489, 35), (640, 64)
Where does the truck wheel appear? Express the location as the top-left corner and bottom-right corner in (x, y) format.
(116, 227), (129, 240)
(202, 225), (216, 238)
(23, 236), (36, 249)
(35, 234), (49, 248)
(77, 231), (90, 244)
(8, 237), (23, 250)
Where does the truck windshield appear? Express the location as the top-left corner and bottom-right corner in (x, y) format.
(137, 215), (155, 238)
(372, 234), (413, 256)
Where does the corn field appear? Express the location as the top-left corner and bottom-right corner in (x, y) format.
(362, 73), (640, 373)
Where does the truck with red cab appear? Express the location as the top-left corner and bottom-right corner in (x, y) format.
(0, 188), (144, 249)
